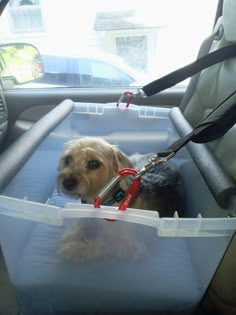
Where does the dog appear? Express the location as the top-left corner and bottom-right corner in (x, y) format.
(57, 137), (184, 263)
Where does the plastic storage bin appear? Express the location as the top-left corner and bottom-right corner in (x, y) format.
(0, 102), (235, 315)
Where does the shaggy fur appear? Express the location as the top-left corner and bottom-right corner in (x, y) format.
(57, 137), (184, 263)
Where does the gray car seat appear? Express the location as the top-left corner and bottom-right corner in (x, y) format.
(179, 0), (236, 313)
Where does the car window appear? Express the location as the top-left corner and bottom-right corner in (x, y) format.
(0, 0), (218, 89)
(37, 56), (135, 87)
(89, 59), (135, 86)
(37, 55), (81, 86)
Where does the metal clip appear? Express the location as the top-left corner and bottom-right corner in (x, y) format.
(94, 168), (140, 221)
(94, 151), (175, 221)
(133, 151), (175, 180)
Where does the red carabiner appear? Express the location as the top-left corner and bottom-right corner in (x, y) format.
(94, 168), (140, 221)
(116, 91), (134, 110)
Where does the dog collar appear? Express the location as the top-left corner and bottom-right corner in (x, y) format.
(102, 187), (126, 206)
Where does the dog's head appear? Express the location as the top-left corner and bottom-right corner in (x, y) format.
(57, 137), (133, 203)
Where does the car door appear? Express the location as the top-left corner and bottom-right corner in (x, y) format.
(0, 0), (219, 147)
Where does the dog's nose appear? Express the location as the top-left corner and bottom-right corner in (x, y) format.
(63, 178), (78, 191)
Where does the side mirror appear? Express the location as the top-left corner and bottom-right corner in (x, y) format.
(0, 43), (44, 87)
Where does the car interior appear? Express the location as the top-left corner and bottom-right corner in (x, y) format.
(0, 0), (235, 315)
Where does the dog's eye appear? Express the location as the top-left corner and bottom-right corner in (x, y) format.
(87, 160), (101, 170)
(64, 155), (72, 166)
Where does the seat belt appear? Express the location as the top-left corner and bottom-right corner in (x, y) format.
(133, 35), (236, 151)
(138, 43), (236, 98)
(179, 31), (217, 111)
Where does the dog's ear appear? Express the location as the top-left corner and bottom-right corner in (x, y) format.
(112, 146), (133, 171)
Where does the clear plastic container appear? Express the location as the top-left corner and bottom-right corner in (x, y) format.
(0, 103), (235, 315)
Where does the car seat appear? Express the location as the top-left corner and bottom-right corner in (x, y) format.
(177, 0), (236, 313)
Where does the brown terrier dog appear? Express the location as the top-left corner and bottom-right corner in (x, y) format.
(57, 137), (183, 263)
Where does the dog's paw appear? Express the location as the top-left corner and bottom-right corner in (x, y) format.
(58, 224), (104, 263)
(58, 240), (82, 262)
(58, 220), (148, 263)
(58, 238), (102, 263)
(60, 226), (81, 243)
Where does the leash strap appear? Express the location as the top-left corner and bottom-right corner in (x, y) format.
(140, 44), (236, 97)
(158, 91), (236, 157)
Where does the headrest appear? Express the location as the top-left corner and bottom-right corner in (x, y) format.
(223, 0), (236, 42)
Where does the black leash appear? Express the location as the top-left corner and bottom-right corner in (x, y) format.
(131, 90), (236, 210)
(133, 90), (236, 178)
(158, 90), (236, 157)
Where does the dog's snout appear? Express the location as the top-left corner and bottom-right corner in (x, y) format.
(63, 178), (78, 191)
